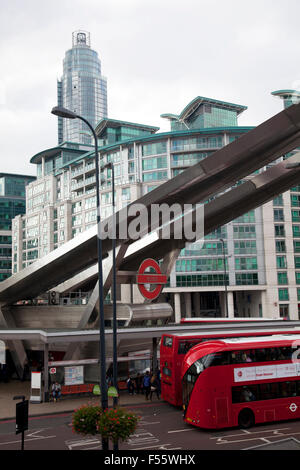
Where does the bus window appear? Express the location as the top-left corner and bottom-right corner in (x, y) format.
(162, 366), (172, 377)
(241, 351), (253, 363)
(208, 352), (230, 366)
(178, 341), (198, 354)
(232, 385), (258, 403)
(163, 336), (173, 348)
(278, 347), (293, 360)
(259, 383), (277, 400)
(280, 381), (296, 397)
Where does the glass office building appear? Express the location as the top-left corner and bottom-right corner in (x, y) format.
(0, 173), (35, 281)
(57, 31), (108, 145)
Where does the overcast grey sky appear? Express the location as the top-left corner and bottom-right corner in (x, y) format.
(0, 0), (300, 176)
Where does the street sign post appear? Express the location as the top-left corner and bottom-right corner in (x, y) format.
(14, 395), (28, 450)
(137, 259), (167, 300)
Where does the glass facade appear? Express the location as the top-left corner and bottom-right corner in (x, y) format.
(57, 31), (107, 145)
(0, 173), (35, 280)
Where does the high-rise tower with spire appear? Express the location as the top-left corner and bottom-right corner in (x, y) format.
(57, 31), (108, 145)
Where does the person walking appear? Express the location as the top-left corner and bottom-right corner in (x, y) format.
(126, 376), (135, 395)
(143, 370), (151, 400)
(150, 373), (160, 401)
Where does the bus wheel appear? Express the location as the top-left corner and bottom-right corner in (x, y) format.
(238, 409), (255, 429)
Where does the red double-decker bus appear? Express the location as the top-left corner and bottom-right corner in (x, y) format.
(160, 326), (300, 407)
(182, 334), (300, 429)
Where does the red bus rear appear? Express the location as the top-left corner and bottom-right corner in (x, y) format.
(160, 326), (300, 407)
(182, 334), (300, 429)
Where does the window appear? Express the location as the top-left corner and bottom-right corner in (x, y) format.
(273, 195), (283, 206)
(293, 226), (300, 238)
(142, 142), (167, 156)
(276, 240), (286, 253)
(142, 171), (168, 182)
(121, 188), (131, 201)
(296, 257), (300, 269)
(234, 241), (256, 255)
(234, 211), (256, 223)
(275, 225), (285, 237)
(292, 210), (300, 222)
(291, 195), (300, 207)
(236, 273), (258, 285)
(176, 258), (226, 272)
(278, 289), (289, 301)
(235, 257), (257, 270)
(233, 225), (256, 239)
(176, 274), (228, 287)
(277, 272), (288, 285)
(277, 255), (287, 268)
(274, 209), (284, 222)
(142, 156), (167, 171)
(279, 304), (289, 318)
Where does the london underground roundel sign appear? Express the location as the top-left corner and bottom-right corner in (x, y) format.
(137, 259), (167, 300)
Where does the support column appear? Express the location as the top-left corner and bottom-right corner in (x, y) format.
(174, 293), (181, 323)
(194, 292), (200, 316)
(43, 343), (49, 403)
(261, 290), (267, 318)
(228, 291), (234, 318)
(184, 292), (192, 318)
(152, 337), (158, 373)
(0, 303), (27, 378)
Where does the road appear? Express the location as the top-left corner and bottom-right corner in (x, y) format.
(1, 400), (300, 451)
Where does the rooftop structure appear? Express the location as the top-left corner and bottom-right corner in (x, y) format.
(161, 96), (247, 131)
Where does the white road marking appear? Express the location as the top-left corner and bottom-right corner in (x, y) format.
(129, 443), (182, 450)
(66, 438), (101, 450)
(168, 428), (195, 433)
(210, 427), (290, 440)
(0, 434), (56, 447)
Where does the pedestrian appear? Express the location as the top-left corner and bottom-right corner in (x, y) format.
(134, 373), (142, 394)
(143, 370), (151, 400)
(127, 376), (135, 395)
(51, 381), (61, 402)
(150, 373), (160, 401)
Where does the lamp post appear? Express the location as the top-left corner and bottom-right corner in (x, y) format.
(51, 106), (108, 450)
(101, 162), (117, 405)
(220, 238), (228, 318)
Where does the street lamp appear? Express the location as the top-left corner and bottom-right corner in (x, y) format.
(220, 238), (228, 318)
(51, 106), (108, 450)
(101, 162), (118, 407)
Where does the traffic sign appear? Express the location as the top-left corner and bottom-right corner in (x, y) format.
(137, 259), (167, 300)
(16, 400), (28, 434)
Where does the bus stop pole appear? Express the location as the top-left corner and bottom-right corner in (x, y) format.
(43, 343), (49, 402)
(152, 337), (158, 373)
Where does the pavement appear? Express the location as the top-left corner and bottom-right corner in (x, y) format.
(0, 380), (148, 421)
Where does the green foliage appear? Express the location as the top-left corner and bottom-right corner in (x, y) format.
(72, 404), (102, 435)
(72, 405), (140, 443)
(97, 407), (140, 443)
